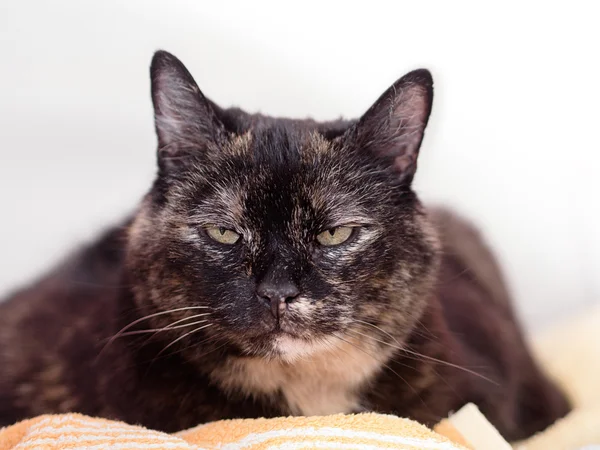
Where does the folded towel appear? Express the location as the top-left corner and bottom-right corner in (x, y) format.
(0, 412), (468, 450)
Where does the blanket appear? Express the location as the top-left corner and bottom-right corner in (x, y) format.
(0, 412), (468, 450)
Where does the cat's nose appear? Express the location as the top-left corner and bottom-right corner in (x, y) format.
(256, 281), (299, 318)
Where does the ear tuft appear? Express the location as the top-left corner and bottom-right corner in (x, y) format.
(351, 69), (434, 184)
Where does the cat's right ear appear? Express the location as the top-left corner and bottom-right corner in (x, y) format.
(347, 69), (433, 185)
(150, 50), (224, 171)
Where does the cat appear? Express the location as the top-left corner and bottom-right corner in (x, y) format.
(0, 50), (570, 440)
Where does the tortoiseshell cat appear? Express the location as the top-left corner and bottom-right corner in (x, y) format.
(0, 51), (569, 440)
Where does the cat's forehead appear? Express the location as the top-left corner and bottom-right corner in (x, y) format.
(223, 126), (332, 163)
(187, 127), (374, 226)
(218, 127), (344, 193)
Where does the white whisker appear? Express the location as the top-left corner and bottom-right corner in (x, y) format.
(347, 326), (498, 386)
(156, 323), (213, 358)
(329, 332), (430, 412)
(99, 306), (212, 356)
(117, 318), (211, 337)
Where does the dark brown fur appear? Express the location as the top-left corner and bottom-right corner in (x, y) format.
(0, 51), (569, 440)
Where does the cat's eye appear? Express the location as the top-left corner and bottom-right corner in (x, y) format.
(316, 226), (355, 246)
(206, 227), (241, 245)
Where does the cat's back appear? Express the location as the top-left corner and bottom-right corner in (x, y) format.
(0, 225), (127, 424)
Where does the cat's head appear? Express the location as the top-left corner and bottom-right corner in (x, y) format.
(126, 51), (440, 362)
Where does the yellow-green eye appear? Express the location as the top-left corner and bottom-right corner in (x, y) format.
(316, 226), (354, 246)
(206, 227), (240, 245)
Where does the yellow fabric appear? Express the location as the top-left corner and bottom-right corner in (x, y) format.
(0, 412), (467, 450)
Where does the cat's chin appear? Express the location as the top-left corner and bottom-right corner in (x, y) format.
(270, 333), (338, 363)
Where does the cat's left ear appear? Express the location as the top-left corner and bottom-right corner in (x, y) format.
(348, 69), (433, 184)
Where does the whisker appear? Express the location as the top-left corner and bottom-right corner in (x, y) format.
(344, 329), (416, 372)
(143, 331), (226, 376)
(155, 324), (213, 359)
(142, 335), (226, 378)
(330, 332), (433, 415)
(351, 319), (402, 345)
(99, 306), (212, 356)
(122, 312), (212, 336)
(160, 313), (212, 328)
(117, 319), (210, 337)
(172, 340), (228, 362)
(400, 347), (496, 384)
(348, 326), (498, 386)
(413, 317), (439, 341)
(135, 313), (213, 348)
(354, 320), (470, 399)
(351, 317), (442, 347)
(339, 330), (469, 421)
(433, 266), (473, 287)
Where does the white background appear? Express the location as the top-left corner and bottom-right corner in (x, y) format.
(1, 1), (598, 332)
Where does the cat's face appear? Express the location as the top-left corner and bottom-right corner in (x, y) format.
(126, 51), (439, 362)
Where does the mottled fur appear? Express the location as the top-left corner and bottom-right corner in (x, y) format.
(0, 51), (569, 440)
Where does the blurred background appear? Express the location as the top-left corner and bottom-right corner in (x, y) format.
(0, 1), (598, 332)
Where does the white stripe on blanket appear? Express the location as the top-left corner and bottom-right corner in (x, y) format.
(220, 426), (462, 450)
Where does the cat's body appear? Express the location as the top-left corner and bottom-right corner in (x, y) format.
(0, 51), (569, 440)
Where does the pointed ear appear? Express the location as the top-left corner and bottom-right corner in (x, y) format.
(349, 69), (433, 184)
(150, 50), (224, 170)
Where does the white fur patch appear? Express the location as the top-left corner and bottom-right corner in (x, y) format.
(213, 335), (394, 416)
(273, 334), (336, 362)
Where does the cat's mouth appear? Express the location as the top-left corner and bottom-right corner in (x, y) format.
(257, 307), (304, 338)
(267, 325), (300, 339)
(236, 317), (330, 360)
(241, 321), (300, 341)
